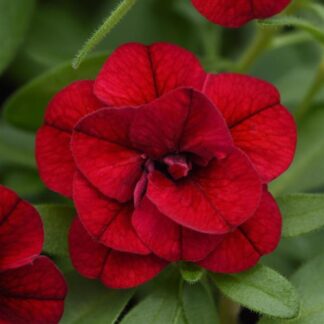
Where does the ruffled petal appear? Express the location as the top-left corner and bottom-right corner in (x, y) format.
(199, 190), (282, 273)
(191, 0), (291, 28)
(203, 74), (296, 182)
(0, 257), (67, 324)
(132, 198), (222, 262)
(36, 81), (103, 197)
(147, 149), (261, 234)
(94, 43), (206, 106)
(69, 218), (167, 289)
(0, 185), (43, 271)
(130, 88), (233, 161)
(71, 107), (143, 202)
(73, 172), (150, 255)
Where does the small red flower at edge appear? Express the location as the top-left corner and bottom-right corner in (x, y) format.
(36, 43), (297, 289)
(0, 185), (67, 323)
(191, 0), (292, 28)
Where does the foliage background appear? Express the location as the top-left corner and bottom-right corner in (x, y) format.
(1, 0), (324, 323)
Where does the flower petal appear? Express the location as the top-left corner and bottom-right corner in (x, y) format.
(147, 149), (262, 234)
(199, 190), (282, 273)
(69, 218), (167, 289)
(203, 74), (296, 182)
(94, 43), (206, 106)
(132, 197), (222, 262)
(73, 172), (150, 255)
(71, 107), (143, 202)
(191, 0), (291, 28)
(0, 185), (43, 271)
(130, 88), (233, 161)
(0, 257), (67, 324)
(36, 81), (103, 197)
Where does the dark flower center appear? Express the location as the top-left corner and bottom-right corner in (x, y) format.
(133, 153), (193, 207)
(162, 154), (192, 180)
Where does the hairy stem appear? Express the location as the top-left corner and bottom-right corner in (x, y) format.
(72, 0), (137, 69)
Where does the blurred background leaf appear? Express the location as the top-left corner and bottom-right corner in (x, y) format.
(0, 0), (35, 75)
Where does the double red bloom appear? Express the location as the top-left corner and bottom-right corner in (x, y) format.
(191, 0), (292, 27)
(36, 43), (296, 289)
(0, 185), (67, 323)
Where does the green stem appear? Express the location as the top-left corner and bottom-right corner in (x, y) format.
(236, 28), (274, 73)
(72, 0), (137, 69)
(295, 57), (324, 121)
(236, 0), (303, 73)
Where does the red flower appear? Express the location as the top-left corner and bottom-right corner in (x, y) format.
(191, 0), (292, 28)
(36, 43), (296, 289)
(0, 185), (67, 323)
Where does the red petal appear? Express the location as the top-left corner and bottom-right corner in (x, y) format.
(36, 126), (75, 198)
(133, 198), (222, 262)
(0, 185), (43, 271)
(69, 218), (167, 289)
(130, 88), (233, 161)
(199, 190), (282, 273)
(0, 257), (67, 324)
(191, 0), (291, 28)
(73, 172), (150, 255)
(147, 149), (261, 234)
(203, 74), (296, 182)
(36, 81), (103, 197)
(94, 43), (206, 106)
(71, 107), (143, 202)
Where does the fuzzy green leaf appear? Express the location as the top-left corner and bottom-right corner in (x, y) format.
(260, 254), (324, 323)
(182, 282), (219, 324)
(278, 194), (324, 237)
(121, 269), (181, 324)
(212, 264), (300, 319)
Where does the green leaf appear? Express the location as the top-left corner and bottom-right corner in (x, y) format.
(3, 52), (108, 132)
(0, 122), (35, 168)
(121, 268), (181, 323)
(61, 271), (134, 324)
(271, 107), (324, 194)
(278, 194), (324, 237)
(212, 264), (300, 319)
(258, 16), (324, 44)
(0, 0), (35, 74)
(182, 282), (219, 324)
(36, 204), (74, 270)
(260, 254), (324, 323)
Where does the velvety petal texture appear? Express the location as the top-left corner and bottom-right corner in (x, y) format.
(191, 0), (292, 28)
(0, 186), (67, 323)
(95, 43), (206, 106)
(0, 257), (67, 324)
(73, 172), (150, 255)
(199, 190), (282, 273)
(0, 186), (43, 271)
(36, 81), (103, 197)
(133, 198), (222, 262)
(203, 74), (297, 182)
(147, 149), (262, 233)
(69, 218), (167, 289)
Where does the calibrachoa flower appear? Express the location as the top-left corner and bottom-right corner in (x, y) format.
(191, 0), (292, 28)
(0, 185), (67, 323)
(36, 43), (296, 289)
